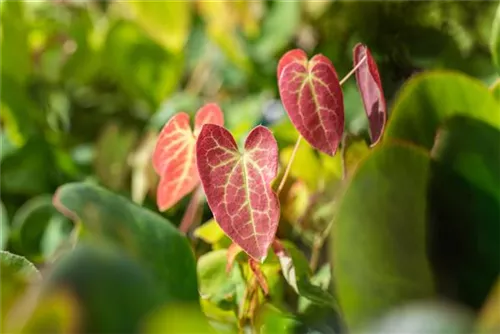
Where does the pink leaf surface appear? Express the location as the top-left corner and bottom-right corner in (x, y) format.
(278, 49), (344, 156)
(353, 43), (387, 145)
(153, 104), (224, 211)
(196, 124), (280, 262)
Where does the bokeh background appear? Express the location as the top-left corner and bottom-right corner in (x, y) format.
(1, 1), (498, 255)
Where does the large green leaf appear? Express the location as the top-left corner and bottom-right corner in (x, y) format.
(53, 182), (198, 303)
(197, 249), (245, 308)
(384, 72), (500, 150)
(332, 143), (434, 328)
(491, 79), (500, 102)
(429, 116), (500, 309)
(40, 246), (161, 334)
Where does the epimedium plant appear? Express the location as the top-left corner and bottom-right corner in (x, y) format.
(4, 38), (500, 334)
(150, 43), (387, 323)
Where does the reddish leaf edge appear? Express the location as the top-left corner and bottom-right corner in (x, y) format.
(353, 43), (387, 147)
(52, 187), (78, 222)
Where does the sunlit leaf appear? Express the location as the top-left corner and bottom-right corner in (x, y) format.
(491, 79), (500, 102)
(198, 249), (245, 308)
(123, 2), (191, 53)
(197, 1), (252, 71)
(353, 43), (387, 145)
(153, 103), (224, 211)
(196, 125), (279, 261)
(272, 240), (337, 308)
(194, 219), (226, 245)
(280, 140), (322, 191)
(278, 49), (344, 156)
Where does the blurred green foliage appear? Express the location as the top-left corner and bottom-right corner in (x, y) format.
(1, 1), (500, 333)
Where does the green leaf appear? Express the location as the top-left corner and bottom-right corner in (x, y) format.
(10, 195), (58, 261)
(0, 137), (54, 195)
(198, 2), (252, 71)
(104, 21), (184, 107)
(144, 304), (214, 334)
(358, 301), (475, 334)
(275, 241), (337, 308)
(0, 250), (40, 281)
(332, 143), (434, 328)
(14, 290), (79, 334)
(384, 72), (500, 150)
(42, 246), (162, 334)
(253, 1), (301, 61)
(197, 249), (245, 308)
(1, 202), (9, 250)
(123, 2), (191, 53)
(491, 3), (500, 72)
(491, 79), (500, 102)
(430, 116), (500, 309)
(298, 264), (332, 313)
(94, 123), (138, 191)
(1, 251), (40, 331)
(256, 303), (297, 334)
(53, 182), (199, 304)
(194, 219), (227, 246)
(0, 0), (30, 84)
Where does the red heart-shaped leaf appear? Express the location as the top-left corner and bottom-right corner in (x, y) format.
(353, 43), (386, 145)
(278, 49), (344, 156)
(196, 124), (280, 261)
(153, 104), (224, 211)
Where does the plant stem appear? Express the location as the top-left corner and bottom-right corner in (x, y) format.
(276, 136), (302, 195)
(339, 54), (367, 86)
(276, 55), (367, 196)
(179, 186), (204, 233)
